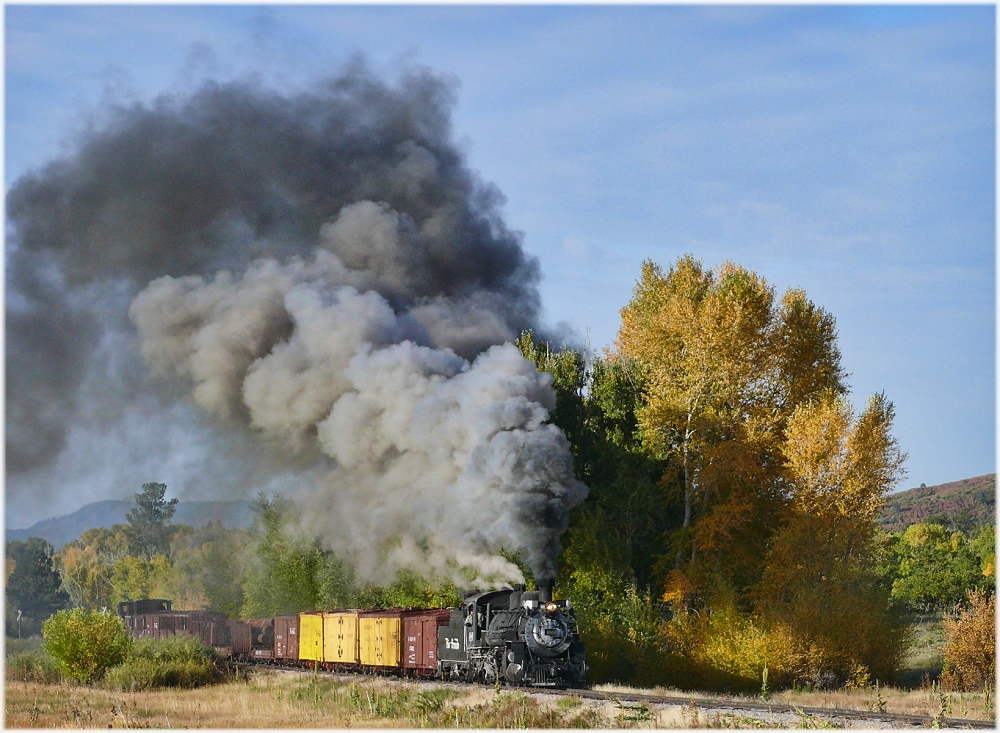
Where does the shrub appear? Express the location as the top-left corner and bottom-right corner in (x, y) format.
(940, 589), (995, 691)
(668, 606), (799, 692)
(103, 636), (224, 691)
(42, 609), (132, 683)
(6, 648), (63, 684)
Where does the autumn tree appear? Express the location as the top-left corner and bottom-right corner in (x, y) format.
(616, 257), (846, 602)
(756, 392), (908, 683)
(170, 521), (251, 616)
(55, 526), (129, 610)
(940, 589), (996, 691)
(125, 482), (179, 559)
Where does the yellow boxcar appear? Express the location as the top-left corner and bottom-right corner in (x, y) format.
(298, 612), (324, 662)
(322, 611), (359, 664)
(359, 614), (402, 667)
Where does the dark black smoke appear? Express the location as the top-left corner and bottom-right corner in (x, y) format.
(6, 61), (542, 478)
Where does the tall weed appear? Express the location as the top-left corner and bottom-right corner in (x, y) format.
(6, 649), (64, 684)
(103, 636), (224, 691)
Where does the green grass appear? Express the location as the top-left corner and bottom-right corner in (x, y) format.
(102, 636), (226, 691)
(897, 614), (945, 688)
(5, 648), (64, 684)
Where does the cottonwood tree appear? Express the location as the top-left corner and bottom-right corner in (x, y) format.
(616, 256), (846, 601)
(55, 526), (128, 610)
(756, 392), (908, 681)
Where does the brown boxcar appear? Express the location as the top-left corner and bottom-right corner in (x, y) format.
(274, 615), (299, 661)
(402, 610), (451, 675)
(124, 610), (230, 647)
(231, 620), (252, 657)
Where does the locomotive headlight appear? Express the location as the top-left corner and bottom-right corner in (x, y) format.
(545, 602), (558, 614)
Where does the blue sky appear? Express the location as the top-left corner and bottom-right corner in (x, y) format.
(5, 5), (995, 513)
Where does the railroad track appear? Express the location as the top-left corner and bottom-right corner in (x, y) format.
(241, 663), (996, 728)
(567, 686), (995, 729)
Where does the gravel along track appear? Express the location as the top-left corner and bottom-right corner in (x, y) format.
(250, 665), (994, 728)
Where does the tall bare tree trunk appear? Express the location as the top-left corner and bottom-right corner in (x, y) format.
(675, 419), (695, 569)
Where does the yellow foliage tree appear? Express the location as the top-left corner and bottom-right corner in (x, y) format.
(109, 553), (174, 603)
(756, 392), (908, 683)
(617, 257), (845, 600)
(55, 526), (129, 610)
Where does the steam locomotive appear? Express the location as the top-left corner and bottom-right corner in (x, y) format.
(440, 584), (586, 686)
(117, 582), (587, 688)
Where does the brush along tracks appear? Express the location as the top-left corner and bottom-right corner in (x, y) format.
(236, 663), (995, 728)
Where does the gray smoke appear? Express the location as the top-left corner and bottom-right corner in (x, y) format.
(7, 62), (538, 477)
(130, 257), (587, 583)
(7, 61), (585, 582)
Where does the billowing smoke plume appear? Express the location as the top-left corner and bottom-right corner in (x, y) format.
(6, 60), (585, 583)
(130, 253), (586, 583)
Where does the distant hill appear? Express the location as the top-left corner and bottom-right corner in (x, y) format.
(6, 500), (255, 550)
(879, 474), (995, 533)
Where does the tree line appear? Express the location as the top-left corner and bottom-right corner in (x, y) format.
(6, 255), (995, 691)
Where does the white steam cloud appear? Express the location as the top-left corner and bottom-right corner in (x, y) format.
(129, 201), (588, 585)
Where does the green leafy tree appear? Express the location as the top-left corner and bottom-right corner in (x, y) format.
(125, 482), (179, 559)
(352, 569), (462, 610)
(6, 538), (70, 637)
(890, 523), (987, 610)
(970, 524), (995, 596)
(516, 333), (669, 590)
(42, 608), (132, 682)
(241, 494), (325, 616)
(169, 522), (250, 616)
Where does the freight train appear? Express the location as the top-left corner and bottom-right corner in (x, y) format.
(117, 584), (587, 687)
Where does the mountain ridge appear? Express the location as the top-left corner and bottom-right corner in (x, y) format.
(5, 499), (255, 550)
(879, 473), (995, 533)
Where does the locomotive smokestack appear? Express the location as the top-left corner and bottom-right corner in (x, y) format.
(538, 580), (553, 604)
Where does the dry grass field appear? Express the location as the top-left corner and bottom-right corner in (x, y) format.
(5, 672), (606, 729)
(6, 668), (996, 729)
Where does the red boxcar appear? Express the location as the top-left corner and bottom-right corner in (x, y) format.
(274, 615), (299, 661)
(402, 610), (451, 675)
